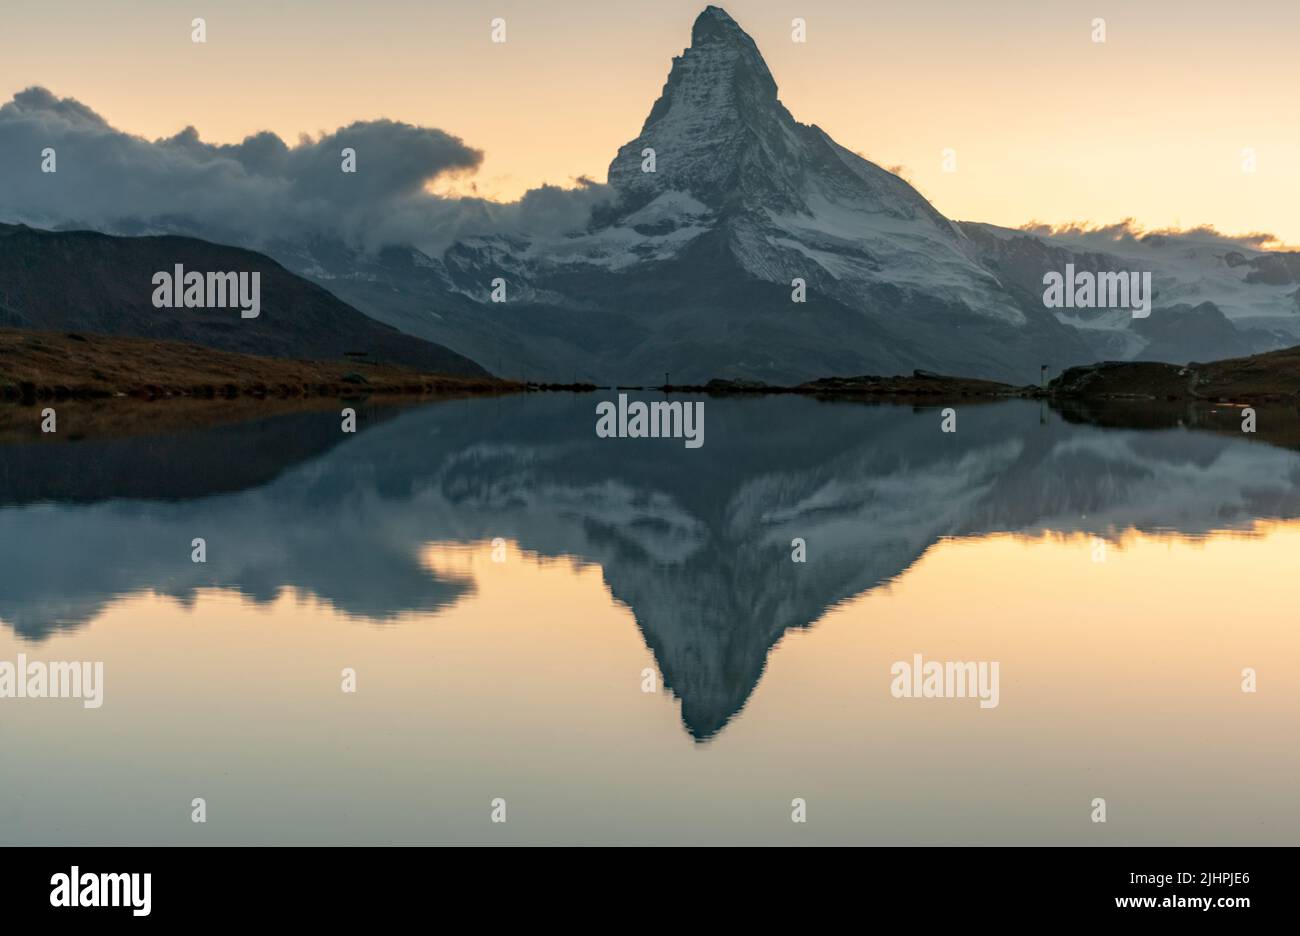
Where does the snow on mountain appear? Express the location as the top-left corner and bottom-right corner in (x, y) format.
(532, 6), (1023, 325)
(278, 5), (1300, 382)
(969, 222), (1300, 325)
(961, 222), (1300, 363)
(293, 6), (1095, 384)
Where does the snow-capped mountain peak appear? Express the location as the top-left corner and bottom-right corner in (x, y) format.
(606, 6), (789, 213)
(594, 6), (1021, 327)
(605, 7), (957, 231)
(293, 6), (1297, 385)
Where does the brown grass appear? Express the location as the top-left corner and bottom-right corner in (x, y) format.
(1050, 347), (1300, 403)
(0, 328), (517, 401)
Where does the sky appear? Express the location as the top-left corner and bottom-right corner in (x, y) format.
(2, 0), (1298, 245)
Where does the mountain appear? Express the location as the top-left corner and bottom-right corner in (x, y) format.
(0, 223), (487, 376)
(289, 6), (1300, 384)
(295, 6), (1095, 385)
(10, 6), (1294, 382)
(960, 222), (1300, 364)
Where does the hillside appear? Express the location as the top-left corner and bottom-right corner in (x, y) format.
(0, 328), (510, 400)
(1050, 344), (1300, 402)
(291, 6), (1093, 386)
(0, 223), (487, 376)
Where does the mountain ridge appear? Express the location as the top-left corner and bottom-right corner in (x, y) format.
(300, 6), (1100, 384)
(0, 222), (488, 376)
(293, 6), (1298, 384)
(6, 7), (1300, 383)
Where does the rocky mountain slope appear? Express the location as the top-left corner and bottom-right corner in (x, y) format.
(0, 223), (486, 376)
(293, 6), (1300, 383)
(300, 7), (1093, 385)
(960, 222), (1300, 364)
(10, 6), (1298, 383)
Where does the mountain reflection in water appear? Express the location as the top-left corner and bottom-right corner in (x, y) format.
(3, 395), (1299, 742)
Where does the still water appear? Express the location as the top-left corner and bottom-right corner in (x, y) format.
(0, 395), (1296, 844)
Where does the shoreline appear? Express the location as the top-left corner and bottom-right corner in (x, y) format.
(8, 327), (1300, 412)
(0, 328), (519, 403)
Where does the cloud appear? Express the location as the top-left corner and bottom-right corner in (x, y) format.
(1018, 217), (1292, 252)
(0, 86), (609, 254)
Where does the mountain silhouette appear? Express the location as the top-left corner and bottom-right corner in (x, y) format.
(306, 7), (1090, 384)
(4, 8), (1300, 381)
(0, 222), (486, 375)
(278, 6), (1300, 384)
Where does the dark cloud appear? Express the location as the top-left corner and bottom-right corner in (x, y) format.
(0, 86), (609, 254)
(1019, 217), (1288, 251)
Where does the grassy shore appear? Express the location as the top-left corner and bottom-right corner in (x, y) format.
(1049, 347), (1300, 402)
(0, 328), (518, 401)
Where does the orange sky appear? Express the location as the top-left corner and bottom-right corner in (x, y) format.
(3, 0), (1299, 244)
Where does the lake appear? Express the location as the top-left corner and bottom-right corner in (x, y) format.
(0, 394), (1296, 844)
